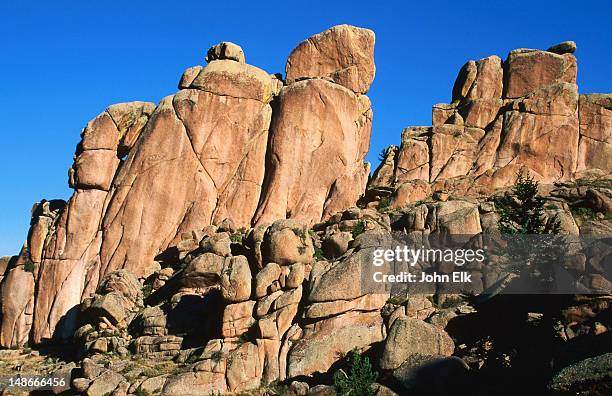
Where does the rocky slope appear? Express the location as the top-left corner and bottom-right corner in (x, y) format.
(0, 26), (610, 396)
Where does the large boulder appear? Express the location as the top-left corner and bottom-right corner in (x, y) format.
(255, 262), (283, 298)
(548, 353), (612, 394)
(263, 220), (315, 265)
(430, 200), (482, 235)
(163, 371), (227, 395)
(220, 256), (252, 302)
(308, 250), (370, 303)
(287, 311), (385, 377)
(83, 270), (143, 326)
(285, 25), (375, 94)
(226, 342), (263, 392)
(380, 317), (455, 370)
(205, 41), (246, 64)
(392, 355), (470, 394)
(190, 60), (273, 102)
(99, 55), (274, 279)
(181, 253), (226, 288)
(503, 49), (577, 98)
(394, 127), (430, 183)
(31, 102), (154, 344)
(547, 41), (577, 55)
(429, 125), (484, 182)
(452, 55), (503, 102)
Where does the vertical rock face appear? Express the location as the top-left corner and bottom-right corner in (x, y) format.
(1, 25), (376, 348)
(576, 94), (612, 175)
(0, 267), (34, 348)
(100, 62), (273, 277)
(373, 41), (610, 202)
(254, 25), (375, 226)
(31, 103), (155, 344)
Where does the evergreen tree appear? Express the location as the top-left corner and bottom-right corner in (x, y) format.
(333, 350), (378, 396)
(495, 169), (561, 283)
(496, 170), (560, 235)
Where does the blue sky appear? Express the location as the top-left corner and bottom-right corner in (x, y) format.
(1, 1), (610, 255)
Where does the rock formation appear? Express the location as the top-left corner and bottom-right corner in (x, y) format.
(0, 29), (610, 396)
(0, 25), (376, 349)
(370, 40), (611, 208)
(253, 25), (374, 225)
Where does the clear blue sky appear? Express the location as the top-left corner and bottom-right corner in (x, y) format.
(1, 1), (610, 256)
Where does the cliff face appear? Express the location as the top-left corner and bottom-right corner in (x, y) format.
(0, 26), (610, 396)
(371, 41), (611, 206)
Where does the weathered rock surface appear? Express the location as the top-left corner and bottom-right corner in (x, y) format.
(206, 41), (246, 63)
(370, 41), (610, 203)
(0, 267), (34, 348)
(548, 353), (612, 394)
(1, 27), (611, 396)
(287, 311), (385, 377)
(253, 78), (372, 225)
(285, 24), (376, 94)
(547, 40), (577, 55)
(576, 94), (612, 175)
(380, 317), (455, 370)
(504, 49), (576, 98)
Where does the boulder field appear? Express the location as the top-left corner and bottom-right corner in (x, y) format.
(0, 26), (610, 395)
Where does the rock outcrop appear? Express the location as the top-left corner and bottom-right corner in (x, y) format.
(0, 25), (376, 349)
(253, 25), (374, 225)
(0, 30), (610, 396)
(371, 41), (611, 207)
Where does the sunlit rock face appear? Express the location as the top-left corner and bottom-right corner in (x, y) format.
(372, 41), (610, 206)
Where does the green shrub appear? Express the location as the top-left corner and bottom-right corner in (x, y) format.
(142, 283), (153, 298)
(313, 246), (325, 261)
(23, 260), (35, 273)
(134, 388), (151, 396)
(185, 352), (201, 364)
(333, 350), (378, 396)
(378, 197), (391, 210)
(571, 206), (597, 220)
(386, 294), (406, 305)
(351, 221), (366, 239)
(496, 170), (562, 279)
(378, 147), (392, 162)
(292, 228), (306, 239)
(230, 232), (243, 243)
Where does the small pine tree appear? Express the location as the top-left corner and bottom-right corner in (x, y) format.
(333, 350), (378, 396)
(378, 147), (391, 162)
(496, 170), (560, 235)
(495, 169), (561, 281)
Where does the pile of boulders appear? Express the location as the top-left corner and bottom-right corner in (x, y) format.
(74, 270), (143, 356)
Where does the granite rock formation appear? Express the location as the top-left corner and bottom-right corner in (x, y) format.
(0, 30), (610, 396)
(370, 41), (611, 207)
(0, 25), (375, 349)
